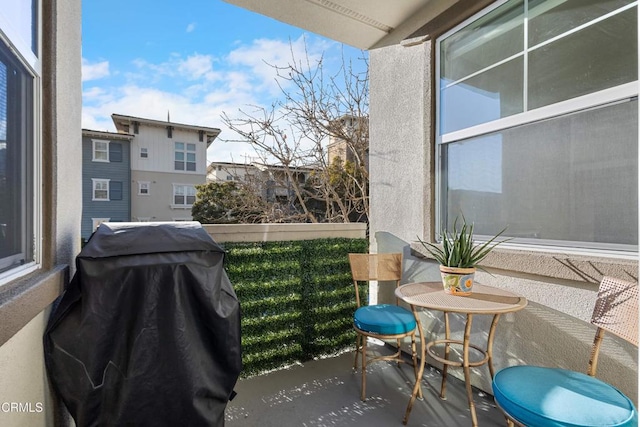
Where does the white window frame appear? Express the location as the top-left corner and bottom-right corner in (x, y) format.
(435, 0), (639, 255)
(172, 184), (196, 208)
(138, 181), (150, 195)
(174, 142), (197, 171)
(140, 147), (148, 158)
(0, 0), (42, 281)
(92, 178), (110, 201)
(92, 139), (109, 162)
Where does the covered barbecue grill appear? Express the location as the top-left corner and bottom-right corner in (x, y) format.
(44, 222), (241, 426)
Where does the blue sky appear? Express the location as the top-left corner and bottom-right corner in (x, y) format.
(81, 0), (367, 163)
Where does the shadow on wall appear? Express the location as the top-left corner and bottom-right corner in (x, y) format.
(375, 231), (440, 284)
(498, 301), (638, 404)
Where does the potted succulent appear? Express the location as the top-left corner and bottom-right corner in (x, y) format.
(419, 215), (508, 296)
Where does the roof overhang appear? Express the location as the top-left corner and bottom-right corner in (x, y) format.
(221, 0), (459, 50)
(82, 129), (134, 141)
(111, 113), (221, 146)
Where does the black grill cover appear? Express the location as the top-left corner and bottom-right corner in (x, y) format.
(44, 222), (241, 427)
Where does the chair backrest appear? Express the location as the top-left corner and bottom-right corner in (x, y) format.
(588, 276), (638, 376)
(348, 253), (402, 307)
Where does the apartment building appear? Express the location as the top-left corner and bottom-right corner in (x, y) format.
(207, 161), (316, 203)
(111, 114), (220, 222)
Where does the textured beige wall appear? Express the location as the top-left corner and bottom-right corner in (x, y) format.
(131, 170), (205, 221)
(55, 0), (83, 268)
(0, 311), (52, 427)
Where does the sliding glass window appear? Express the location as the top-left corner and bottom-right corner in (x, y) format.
(436, 0), (638, 253)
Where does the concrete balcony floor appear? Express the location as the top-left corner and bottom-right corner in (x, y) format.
(225, 343), (506, 427)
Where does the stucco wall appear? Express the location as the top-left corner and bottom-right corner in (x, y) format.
(0, 311), (53, 427)
(369, 41), (638, 402)
(55, 0), (83, 269)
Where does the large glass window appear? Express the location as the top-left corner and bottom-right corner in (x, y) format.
(92, 140), (108, 162)
(436, 0), (638, 253)
(174, 142), (196, 171)
(0, 38), (34, 273)
(173, 184), (196, 206)
(92, 179), (109, 201)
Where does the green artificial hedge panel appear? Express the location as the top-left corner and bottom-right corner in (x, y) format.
(223, 238), (368, 377)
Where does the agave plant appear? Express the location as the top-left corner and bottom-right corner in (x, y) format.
(418, 215), (508, 268)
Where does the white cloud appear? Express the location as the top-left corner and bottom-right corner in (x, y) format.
(81, 35), (353, 163)
(186, 23), (196, 33)
(177, 54), (214, 80)
(82, 58), (110, 82)
(226, 35), (331, 96)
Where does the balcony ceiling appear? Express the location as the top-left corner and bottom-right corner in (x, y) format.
(221, 0), (447, 50)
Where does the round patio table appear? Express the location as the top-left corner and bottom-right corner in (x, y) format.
(395, 281), (527, 427)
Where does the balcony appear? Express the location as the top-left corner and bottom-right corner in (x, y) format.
(226, 347), (506, 426)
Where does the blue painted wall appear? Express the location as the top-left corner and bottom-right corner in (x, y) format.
(81, 134), (131, 241)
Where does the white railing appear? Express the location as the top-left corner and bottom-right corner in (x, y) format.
(202, 223), (367, 243)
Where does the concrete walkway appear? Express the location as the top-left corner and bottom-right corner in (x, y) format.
(225, 344), (506, 427)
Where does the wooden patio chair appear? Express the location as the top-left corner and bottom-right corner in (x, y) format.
(348, 253), (420, 401)
(492, 276), (638, 427)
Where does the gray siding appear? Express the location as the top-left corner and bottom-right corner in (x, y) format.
(81, 135), (131, 240)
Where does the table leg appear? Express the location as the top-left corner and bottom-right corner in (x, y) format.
(463, 314), (478, 427)
(361, 333), (367, 401)
(487, 314), (501, 379)
(440, 311), (450, 399)
(403, 305), (425, 425)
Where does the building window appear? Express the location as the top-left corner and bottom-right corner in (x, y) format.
(0, 33), (36, 275)
(140, 147), (148, 158)
(138, 181), (150, 195)
(226, 175), (233, 181)
(173, 184), (196, 207)
(92, 218), (110, 230)
(436, 0), (638, 253)
(92, 178), (110, 201)
(92, 140), (109, 162)
(174, 142), (196, 171)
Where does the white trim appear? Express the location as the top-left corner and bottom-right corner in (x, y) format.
(173, 141), (197, 172)
(0, 0), (39, 72)
(138, 181), (150, 195)
(92, 139), (109, 162)
(92, 178), (110, 201)
(0, 0), (42, 278)
(441, 82), (638, 144)
(0, 262), (39, 287)
(140, 147), (148, 158)
(172, 183), (196, 208)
